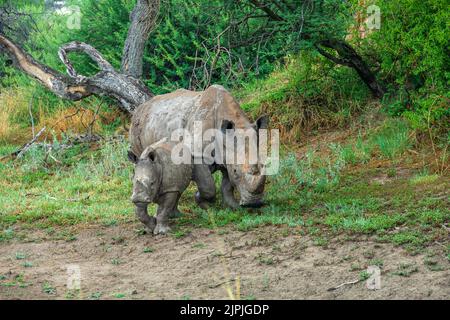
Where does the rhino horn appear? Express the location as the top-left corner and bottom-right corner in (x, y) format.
(245, 170), (266, 194)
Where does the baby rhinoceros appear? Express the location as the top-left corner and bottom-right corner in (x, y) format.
(128, 140), (192, 235)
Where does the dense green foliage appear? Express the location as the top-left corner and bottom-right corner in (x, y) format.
(0, 0), (448, 139)
(236, 53), (372, 140)
(1, 0), (352, 92)
(370, 0), (449, 134)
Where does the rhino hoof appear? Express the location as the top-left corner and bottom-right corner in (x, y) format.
(153, 224), (171, 235)
(144, 220), (156, 234)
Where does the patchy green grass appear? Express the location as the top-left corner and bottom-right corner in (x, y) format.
(0, 273), (32, 289)
(174, 144), (448, 253)
(392, 263), (419, 277)
(0, 139), (135, 232)
(42, 282), (57, 295)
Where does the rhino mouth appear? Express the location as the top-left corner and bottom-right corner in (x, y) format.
(133, 201), (150, 206)
(131, 190), (155, 205)
(240, 199), (265, 208)
(239, 189), (265, 208)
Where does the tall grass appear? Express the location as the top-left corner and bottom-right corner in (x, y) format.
(73, 138), (131, 180)
(0, 138), (134, 229)
(0, 87), (127, 145)
(0, 88), (32, 144)
(329, 119), (413, 165)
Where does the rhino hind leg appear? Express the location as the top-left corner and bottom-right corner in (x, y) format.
(193, 164), (216, 209)
(220, 171), (239, 209)
(134, 205), (156, 233)
(169, 206), (182, 219)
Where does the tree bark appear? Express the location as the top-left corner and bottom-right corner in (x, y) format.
(0, 34), (92, 101)
(0, 0), (160, 113)
(121, 0), (160, 78)
(315, 39), (385, 98)
(0, 35), (152, 113)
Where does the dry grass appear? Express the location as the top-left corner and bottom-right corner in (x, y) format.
(0, 88), (126, 145)
(38, 106), (101, 140)
(0, 89), (31, 144)
(237, 56), (376, 144)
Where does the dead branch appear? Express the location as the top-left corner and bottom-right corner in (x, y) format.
(315, 39), (385, 98)
(327, 278), (361, 291)
(15, 126), (46, 159)
(0, 0), (160, 113)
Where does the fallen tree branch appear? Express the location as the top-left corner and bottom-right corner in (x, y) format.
(58, 41), (115, 78)
(15, 126), (46, 159)
(0, 33), (153, 112)
(0, 0), (160, 113)
(315, 39), (385, 98)
(25, 192), (91, 202)
(0, 132), (114, 162)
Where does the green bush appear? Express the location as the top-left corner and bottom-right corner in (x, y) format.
(369, 0), (449, 131)
(236, 53), (371, 138)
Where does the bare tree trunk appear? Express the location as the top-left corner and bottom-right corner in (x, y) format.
(121, 0), (160, 78)
(315, 39), (385, 98)
(0, 0), (160, 113)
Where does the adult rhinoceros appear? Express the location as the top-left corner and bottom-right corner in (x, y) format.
(129, 84), (268, 209)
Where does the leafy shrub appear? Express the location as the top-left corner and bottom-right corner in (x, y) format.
(237, 53), (371, 141)
(369, 0), (449, 132)
(370, 119), (412, 159)
(73, 138), (131, 180)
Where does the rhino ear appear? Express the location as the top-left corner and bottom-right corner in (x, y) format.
(147, 150), (156, 162)
(140, 146), (157, 162)
(128, 150), (138, 164)
(221, 119), (235, 134)
(255, 115), (269, 131)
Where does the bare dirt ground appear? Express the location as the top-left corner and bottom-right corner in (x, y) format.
(0, 224), (448, 300)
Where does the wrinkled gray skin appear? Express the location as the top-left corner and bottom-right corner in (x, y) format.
(129, 85), (268, 209)
(128, 141), (192, 235)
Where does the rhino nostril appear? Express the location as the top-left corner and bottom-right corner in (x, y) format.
(131, 193), (151, 204)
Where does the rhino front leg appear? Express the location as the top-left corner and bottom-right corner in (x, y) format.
(221, 170), (239, 209)
(154, 192), (179, 235)
(134, 204), (156, 233)
(193, 164), (216, 209)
